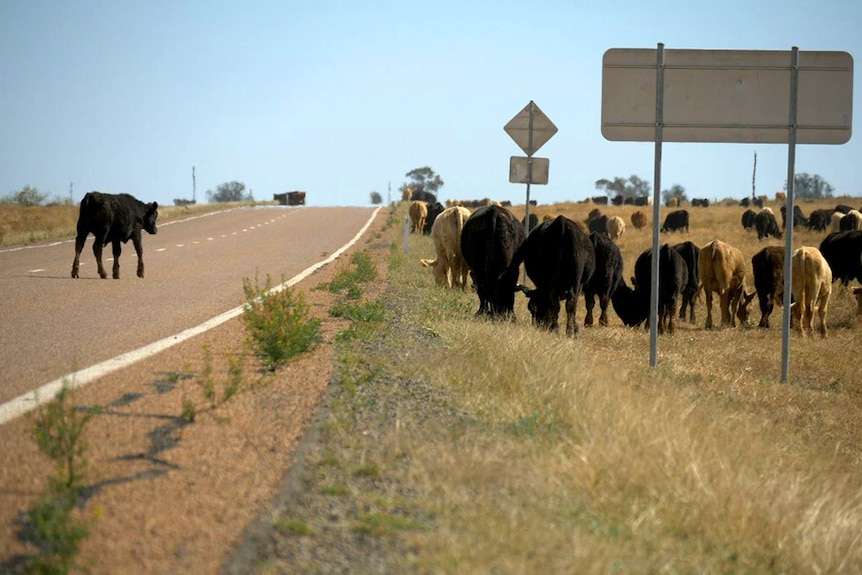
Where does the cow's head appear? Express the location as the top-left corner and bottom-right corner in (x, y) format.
(518, 285), (560, 331)
(737, 290), (756, 325)
(144, 202), (159, 235)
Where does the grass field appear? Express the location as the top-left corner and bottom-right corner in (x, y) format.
(0, 200), (260, 247)
(336, 198), (862, 573)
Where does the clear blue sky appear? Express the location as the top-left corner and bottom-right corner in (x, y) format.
(2, 1), (859, 207)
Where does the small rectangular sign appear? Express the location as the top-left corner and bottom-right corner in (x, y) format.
(509, 156), (549, 184)
(601, 48), (853, 144)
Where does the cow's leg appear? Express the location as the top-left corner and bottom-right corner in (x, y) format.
(818, 288), (829, 338)
(93, 241), (108, 279)
(584, 293), (595, 327)
(704, 290), (714, 329)
(719, 291), (732, 327)
(71, 233), (87, 278)
(565, 292), (579, 337)
(598, 293), (610, 326)
(112, 240), (122, 279)
(454, 260), (468, 289)
(132, 233), (145, 278)
(804, 299), (815, 336)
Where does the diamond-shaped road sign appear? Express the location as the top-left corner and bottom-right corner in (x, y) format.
(504, 101), (558, 156)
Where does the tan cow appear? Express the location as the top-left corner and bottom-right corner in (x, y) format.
(699, 239), (755, 328)
(408, 200), (428, 234)
(606, 216), (625, 242)
(790, 246), (832, 337)
(831, 211), (844, 232)
(420, 206), (472, 288)
(631, 210), (647, 230)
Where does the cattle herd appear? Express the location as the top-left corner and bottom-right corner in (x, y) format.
(411, 197), (862, 339)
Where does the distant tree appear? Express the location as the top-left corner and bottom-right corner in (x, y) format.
(662, 184), (688, 206)
(785, 173), (834, 200)
(369, 191), (383, 205)
(206, 181), (247, 203)
(400, 166), (444, 200)
(595, 175), (651, 202)
(5, 185), (50, 206)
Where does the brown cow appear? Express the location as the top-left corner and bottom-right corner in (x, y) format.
(630, 210), (647, 230)
(408, 200), (428, 234)
(699, 239), (754, 328)
(420, 206), (471, 288)
(790, 246), (832, 337)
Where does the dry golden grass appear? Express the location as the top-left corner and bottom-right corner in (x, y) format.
(0, 200), (263, 247)
(377, 198), (862, 573)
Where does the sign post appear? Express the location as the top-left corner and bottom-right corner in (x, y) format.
(602, 46), (853, 377)
(504, 101), (557, 235)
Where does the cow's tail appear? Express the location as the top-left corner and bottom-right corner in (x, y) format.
(485, 208), (498, 283)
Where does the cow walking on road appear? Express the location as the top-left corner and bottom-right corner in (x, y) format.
(71, 191), (159, 279)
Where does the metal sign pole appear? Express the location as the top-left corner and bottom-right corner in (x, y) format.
(524, 102), (535, 236)
(781, 46), (800, 383)
(649, 43), (665, 368)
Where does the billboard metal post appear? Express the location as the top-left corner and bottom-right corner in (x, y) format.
(649, 43), (665, 368)
(781, 47), (800, 383)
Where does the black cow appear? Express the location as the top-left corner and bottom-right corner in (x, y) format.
(819, 231), (862, 286)
(834, 204), (853, 215)
(611, 194), (624, 206)
(423, 202), (445, 235)
(590, 195), (609, 205)
(587, 213), (609, 236)
(780, 204), (808, 229)
(410, 189), (437, 204)
(691, 198), (710, 207)
(660, 209), (689, 233)
(839, 211), (862, 231)
(584, 232), (622, 327)
(518, 216), (595, 336)
(740, 197), (764, 208)
(754, 209), (782, 240)
(461, 205), (526, 317)
(807, 209), (834, 232)
(751, 246), (785, 328)
(633, 196), (650, 206)
(71, 192), (159, 279)
(521, 212), (540, 234)
(611, 244), (688, 334)
(672, 241), (701, 323)
(741, 209), (756, 230)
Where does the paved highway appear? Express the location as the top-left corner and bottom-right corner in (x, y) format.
(0, 205), (379, 406)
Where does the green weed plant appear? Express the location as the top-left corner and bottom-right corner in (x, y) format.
(242, 273), (321, 370)
(24, 385), (99, 574)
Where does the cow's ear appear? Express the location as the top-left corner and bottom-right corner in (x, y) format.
(151, 202), (159, 210)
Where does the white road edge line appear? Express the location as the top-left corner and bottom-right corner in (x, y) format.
(0, 207), (381, 426)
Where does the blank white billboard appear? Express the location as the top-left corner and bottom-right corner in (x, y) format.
(602, 49), (853, 144)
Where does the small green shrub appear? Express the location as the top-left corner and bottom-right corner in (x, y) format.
(242, 274), (322, 370)
(24, 385), (98, 573)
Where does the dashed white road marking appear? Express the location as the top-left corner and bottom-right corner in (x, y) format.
(0, 207), (381, 425)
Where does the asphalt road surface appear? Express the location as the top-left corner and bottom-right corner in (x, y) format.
(0, 205), (379, 407)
